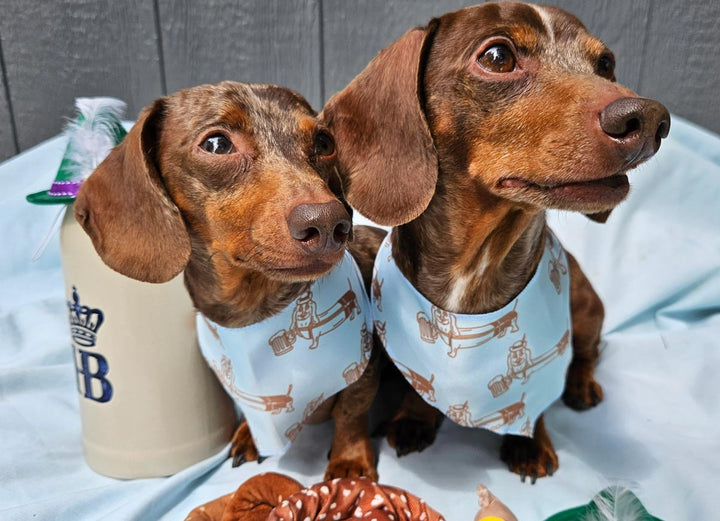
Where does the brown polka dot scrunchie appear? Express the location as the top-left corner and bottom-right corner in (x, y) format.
(268, 476), (445, 521)
(185, 473), (445, 521)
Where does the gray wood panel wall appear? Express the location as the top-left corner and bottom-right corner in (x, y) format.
(0, 47), (15, 160)
(0, 0), (164, 154)
(157, 0), (322, 107)
(1, 0), (718, 162)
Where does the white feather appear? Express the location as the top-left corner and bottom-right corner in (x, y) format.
(31, 97), (126, 262)
(585, 486), (649, 521)
(31, 206), (66, 262)
(63, 97), (126, 181)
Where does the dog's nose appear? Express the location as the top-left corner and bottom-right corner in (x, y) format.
(600, 97), (671, 164)
(286, 201), (351, 255)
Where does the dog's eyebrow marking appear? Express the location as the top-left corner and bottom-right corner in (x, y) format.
(585, 37), (609, 58)
(531, 5), (555, 45)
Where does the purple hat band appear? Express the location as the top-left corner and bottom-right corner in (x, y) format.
(48, 180), (83, 198)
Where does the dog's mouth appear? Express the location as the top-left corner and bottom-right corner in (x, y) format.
(232, 245), (343, 282)
(264, 257), (339, 281)
(498, 173), (630, 207)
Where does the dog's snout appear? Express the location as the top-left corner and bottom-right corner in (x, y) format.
(286, 201), (351, 255)
(600, 97), (671, 163)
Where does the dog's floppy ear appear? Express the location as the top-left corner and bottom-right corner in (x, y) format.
(74, 99), (191, 283)
(321, 21), (439, 226)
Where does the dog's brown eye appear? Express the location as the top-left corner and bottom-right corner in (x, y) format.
(201, 134), (234, 154)
(314, 131), (336, 158)
(597, 53), (615, 79)
(478, 44), (516, 73)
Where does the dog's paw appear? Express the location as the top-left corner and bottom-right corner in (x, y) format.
(500, 434), (558, 484)
(386, 417), (440, 457)
(230, 421), (261, 467)
(324, 458), (379, 482)
(563, 361), (604, 410)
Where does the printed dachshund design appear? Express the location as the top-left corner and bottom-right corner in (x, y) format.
(374, 320), (387, 346)
(382, 233), (393, 262)
(392, 358), (437, 403)
(342, 323), (373, 385)
(378, 321), (438, 406)
(487, 329), (571, 398)
(269, 279), (360, 354)
(211, 356), (294, 414)
(284, 392), (326, 442)
(546, 233), (568, 295)
(417, 300), (519, 358)
(519, 417), (533, 437)
(446, 393), (527, 431)
(371, 268), (384, 312)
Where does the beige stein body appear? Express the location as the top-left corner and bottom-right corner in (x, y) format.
(60, 206), (236, 478)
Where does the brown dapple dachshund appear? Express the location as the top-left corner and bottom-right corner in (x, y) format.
(321, 2), (670, 482)
(74, 81), (384, 480)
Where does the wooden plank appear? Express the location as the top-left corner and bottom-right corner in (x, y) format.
(322, 0), (474, 102)
(158, 0), (322, 109)
(0, 43), (18, 162)
(0, 0), (163, 152)
(639, 0), (720, 134)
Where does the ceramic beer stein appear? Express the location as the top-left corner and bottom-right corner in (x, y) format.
(28, 98), (235, 478)
(60, 208), (235, 478)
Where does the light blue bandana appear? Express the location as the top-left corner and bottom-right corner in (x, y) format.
(197, 251), (373, 456)
(372, 231), (572, 437)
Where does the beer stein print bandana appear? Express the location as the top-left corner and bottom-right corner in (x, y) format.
(197, 251), (373, 456)
(372, 231), (572, 437)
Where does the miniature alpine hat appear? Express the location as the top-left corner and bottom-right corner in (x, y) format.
(26, 97), (127, 205)
(544, 487), (664, 521)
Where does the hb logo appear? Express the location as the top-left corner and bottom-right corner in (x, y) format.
(68, 286), (113, 403)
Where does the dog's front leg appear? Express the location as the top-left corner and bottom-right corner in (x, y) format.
(385, 383), (444, 457)
(500, 414), (558, 483)
(325, 345), (381, 481)
(230, 421), (260, 467)
(563, 252), (604, 410)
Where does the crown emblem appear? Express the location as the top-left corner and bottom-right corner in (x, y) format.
(67, 286), (104, 347)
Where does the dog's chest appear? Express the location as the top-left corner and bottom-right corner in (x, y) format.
(373, 232), (572, 437)
(197, 252), (373, 455)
